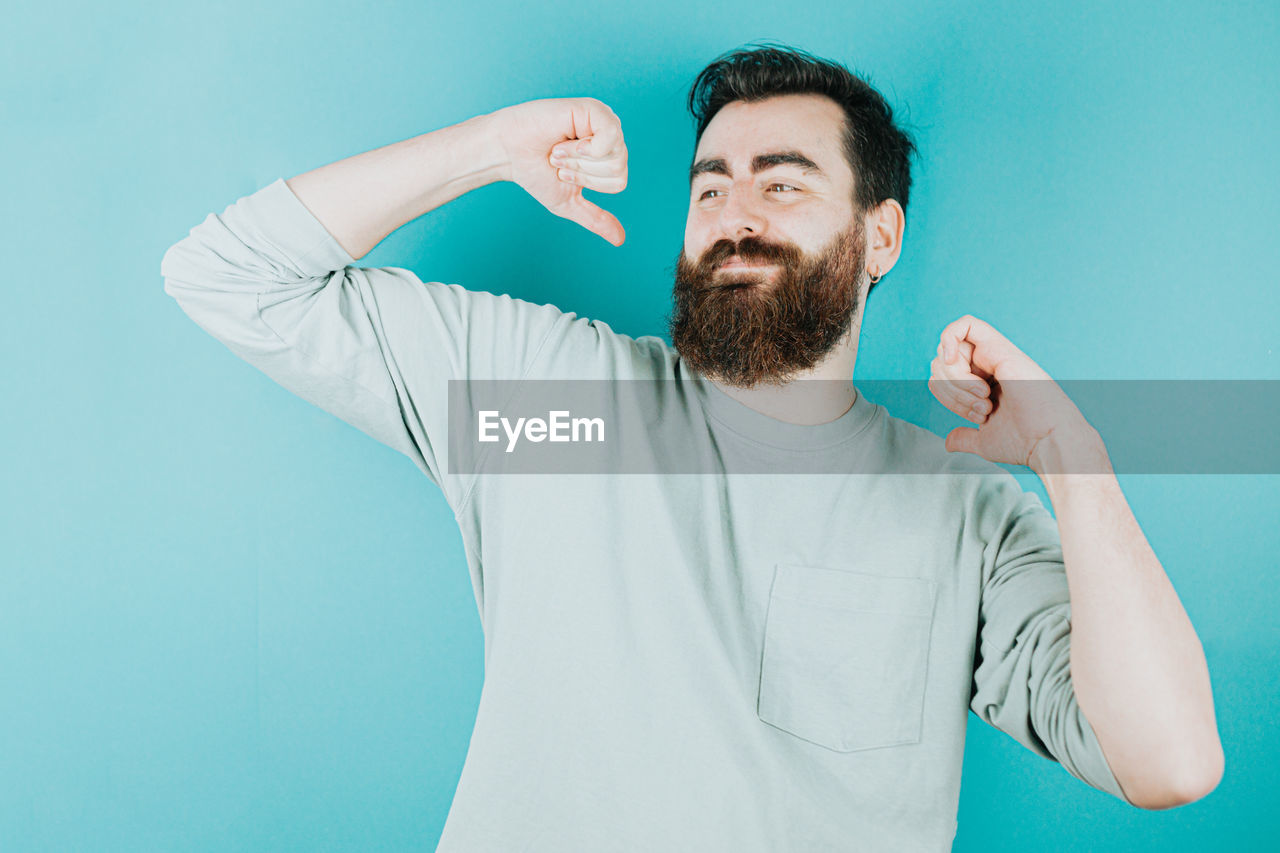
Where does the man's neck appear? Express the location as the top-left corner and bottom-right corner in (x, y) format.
(707, 327), (860, 426)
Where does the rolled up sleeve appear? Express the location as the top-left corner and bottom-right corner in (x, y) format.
(160, 178), (571, 509)
(968, 479), (1133, 804)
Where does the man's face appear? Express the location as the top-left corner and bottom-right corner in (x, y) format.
(669, 94), (868, 387)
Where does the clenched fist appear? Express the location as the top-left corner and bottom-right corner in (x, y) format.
(490, 97), (629, 246)
(928, 314), (1105, 474)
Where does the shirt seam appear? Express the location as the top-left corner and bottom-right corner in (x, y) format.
(702, 402), (881, 453)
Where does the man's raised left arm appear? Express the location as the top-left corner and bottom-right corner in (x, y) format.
(930, 315), (1224, 810)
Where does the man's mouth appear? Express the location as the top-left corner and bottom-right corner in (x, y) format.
(717, 255), (776, 271)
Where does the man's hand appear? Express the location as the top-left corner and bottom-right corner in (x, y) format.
(490, 98), (629, 246)
(928, 315), (1100, 472)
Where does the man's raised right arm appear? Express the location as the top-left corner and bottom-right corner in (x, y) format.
(159, 99), (628, 501)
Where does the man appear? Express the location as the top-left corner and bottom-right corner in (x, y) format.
(162, 44), (1221, 851)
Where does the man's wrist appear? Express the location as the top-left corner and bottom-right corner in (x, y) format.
(472, 109), (515, 184)
(1029, 423), (1112, 477)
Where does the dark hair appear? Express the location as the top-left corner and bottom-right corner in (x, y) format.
(687, 42), (917, 218)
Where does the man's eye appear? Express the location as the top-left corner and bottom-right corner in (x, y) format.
(697, 184), (798, 200)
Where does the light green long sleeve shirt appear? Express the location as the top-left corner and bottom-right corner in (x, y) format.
(161, 179), (1131, 852)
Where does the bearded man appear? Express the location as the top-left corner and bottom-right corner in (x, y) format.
(162, 43), (1221, 852)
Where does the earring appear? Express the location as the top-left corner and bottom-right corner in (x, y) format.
(868, 267), (882, 284)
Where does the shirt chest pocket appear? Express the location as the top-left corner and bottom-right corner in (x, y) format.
(757, 564), (937, 752)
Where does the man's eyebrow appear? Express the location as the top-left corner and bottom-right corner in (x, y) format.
(688, 151), (827, 185)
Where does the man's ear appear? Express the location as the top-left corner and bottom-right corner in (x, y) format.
(865, 199), (905, 278)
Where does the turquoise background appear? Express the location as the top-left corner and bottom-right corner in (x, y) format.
(3, 0), (1277, 849)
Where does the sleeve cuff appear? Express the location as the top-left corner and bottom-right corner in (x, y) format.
(239, 177), (359, 277)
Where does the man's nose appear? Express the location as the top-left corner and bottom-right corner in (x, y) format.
(717, 186), (768, 242)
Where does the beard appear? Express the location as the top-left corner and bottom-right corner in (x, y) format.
(667, 219), (867, 388)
